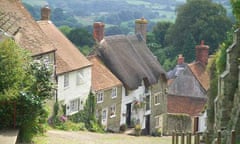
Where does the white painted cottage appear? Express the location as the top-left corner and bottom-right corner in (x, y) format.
(38, 6), (92, 115)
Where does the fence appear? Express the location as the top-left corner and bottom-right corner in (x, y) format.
(172, 130), (236, 144)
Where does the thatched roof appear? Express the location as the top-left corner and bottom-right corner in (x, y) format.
(96, 34), (166, 90)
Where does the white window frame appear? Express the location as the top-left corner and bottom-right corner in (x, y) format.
(69, 98), (79, 113)
(154, 92), (161, 105)
(102, 109), (107, 123)
(111, 87), (117, 98)
(109, 104), (116, 118)
(76, 71), (84, 85)
(97, 91), (104, 103)
(64, 73), (69, 88)
(145, 94), (151, 111)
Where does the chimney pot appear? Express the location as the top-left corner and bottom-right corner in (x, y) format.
(41, 6), (51, 20)
(93, 22), (105, 42)
(195, 40), (209, 65)
(177, 54), (184, 65)
(135, 18), (148, 41)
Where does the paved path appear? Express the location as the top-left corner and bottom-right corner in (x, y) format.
(0, 129), (19, 144)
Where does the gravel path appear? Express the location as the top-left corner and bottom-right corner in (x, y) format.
(33, 130), (172, 144)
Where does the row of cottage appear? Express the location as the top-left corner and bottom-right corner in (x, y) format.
(0, 0), (209, 135)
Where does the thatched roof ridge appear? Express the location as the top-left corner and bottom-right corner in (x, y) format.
(97, 34), (166, 90)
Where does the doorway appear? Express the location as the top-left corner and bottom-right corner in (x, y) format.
(126, 103), (132, 127)
(145, 115), (150, 135)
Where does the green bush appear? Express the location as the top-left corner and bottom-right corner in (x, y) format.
(134, 124), (142, 136)
(89, 120), (104, 133)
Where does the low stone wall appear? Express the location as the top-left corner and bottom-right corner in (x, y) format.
(163, 113), (192, 135)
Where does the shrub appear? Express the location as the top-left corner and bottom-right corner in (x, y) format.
(119, 124), (127, 132)
(134, 124), (142, 136)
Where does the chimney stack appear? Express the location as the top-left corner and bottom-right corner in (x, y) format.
(195, 40), (209, 65)
(177, 54), (184, 65)
(93, 22), (105, 42)
(41, 6), (51, 20)
(135, 18), (148, 41)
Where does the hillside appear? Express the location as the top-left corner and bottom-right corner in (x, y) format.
(22, 0), (232, 35)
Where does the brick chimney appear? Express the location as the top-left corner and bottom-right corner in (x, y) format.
(135, 18), (148, 41)
(195, 40), (209, 65)
(41, 6), (51, 20)
(93, 22), (105, 42)
(177, 54), (184, 65)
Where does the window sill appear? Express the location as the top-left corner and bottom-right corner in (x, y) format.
(110, 115), (116, 118)
(97, 101), (103, 104)
(111, 96), (117, 99)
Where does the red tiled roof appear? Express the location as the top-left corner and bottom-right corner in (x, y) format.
(0, 0), (56, 56)
(37, 21), (92, 75)
(88, 55), (122, 91)
(167, 95), (207, 117)
(188, 62), (210, 91)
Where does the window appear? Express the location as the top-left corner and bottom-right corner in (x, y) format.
(110, 104), (116, 117)
(155, 115), (163, 128)
(76, 71), (84, 85)
(64, 73), (69, 88)
(155, 116), (160, 128)
(70, 99), (79, 113)
(145, 95), (150, 111)
(97, 91), (104, 103)
(102, 109), (107, 122)
(145, 86), (149, 93)
(111, 87), (117, 98)
(154, 93), (161, 105)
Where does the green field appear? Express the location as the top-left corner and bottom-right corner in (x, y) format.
(22, 0), (46, 6)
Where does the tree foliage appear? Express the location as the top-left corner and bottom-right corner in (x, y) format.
(0, 39), (55, 142)
(166, 0), (232, 62)
(230, 0), (240, 24)
(0, 39), (30, 101)
(152, 21), (172, 47)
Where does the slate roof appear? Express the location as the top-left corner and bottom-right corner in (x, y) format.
(88, 55), (122, 91)
(167, 95), (207, 117)
(37, 21), (92, 75)
(167, 61), (209, 92)
(0, 0), (56, 56)
(96, 34), (166, 90)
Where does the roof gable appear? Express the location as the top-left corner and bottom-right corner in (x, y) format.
(168, 66), (207, 98)
(0, 0), (56, 56)
(37, 21), (91, 74)
(97, 34), (166, 90)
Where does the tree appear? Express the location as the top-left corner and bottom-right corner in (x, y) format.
(68, 28), (94, 47)
(230, 0), (240, 24)
(0, 39), (55, 142)
(166, 0), (232, 62)
(152, 21), (172, 47)
(0, 39), (30, 101)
